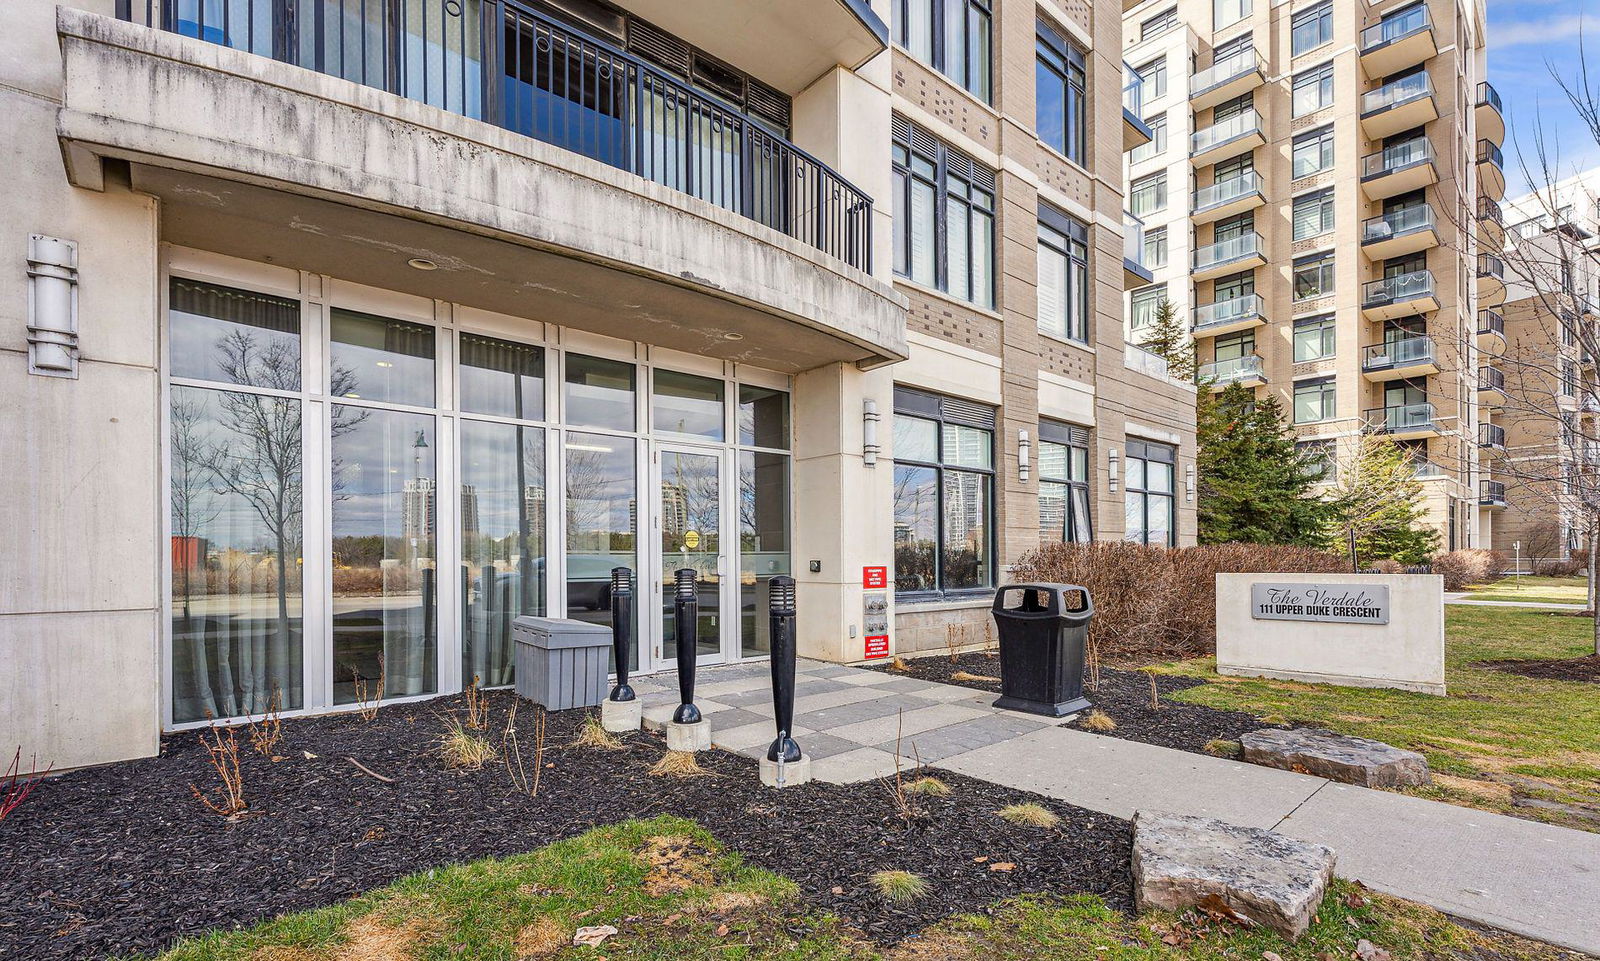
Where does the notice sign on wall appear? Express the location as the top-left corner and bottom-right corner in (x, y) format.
(863, 566), (888, 589)
(1249, 583), (1390, 625)
(864, 635), (890, 659)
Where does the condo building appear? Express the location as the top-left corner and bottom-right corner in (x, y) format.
(4, 0), (1193, 771)
(1120, 0), (1502, 549)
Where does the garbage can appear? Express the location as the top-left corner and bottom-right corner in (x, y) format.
(513, 616), (614, 710)
(990, 584), (1093, 717)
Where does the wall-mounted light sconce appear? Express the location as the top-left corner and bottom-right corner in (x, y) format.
(863, 398), (880, 467)
(27, 234), (79, 378)
(1018, 429), (1031, 482)
(1108, 447), (1121, 493)
(1186, 463), (1197, 503)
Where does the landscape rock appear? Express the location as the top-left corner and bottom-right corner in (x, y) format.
(1240, 728), (1430, 789)
(1132, 811), (1336, 940)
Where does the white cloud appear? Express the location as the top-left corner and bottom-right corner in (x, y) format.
(1492, 13), (1594, 48)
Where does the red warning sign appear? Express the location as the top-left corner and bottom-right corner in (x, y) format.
(864, 635), (890, 659)
(863, 566), (888, 589)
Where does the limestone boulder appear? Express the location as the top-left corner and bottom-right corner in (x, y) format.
(1241, 728), (1430, 789)
(1132, 811), (1336, 940)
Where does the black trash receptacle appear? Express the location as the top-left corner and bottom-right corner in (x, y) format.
(991, 583), (1093, 717)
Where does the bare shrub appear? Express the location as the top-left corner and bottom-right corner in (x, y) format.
(352, 655), (385, 722)
(463, 675), (490, 731)
(650, 751), (711, 778)
(247, 687), (283, 757)
(1536, 557), (1583, 577)
(1433, 549), (1509, 591)
(190, 725), (247, 817)
(1368, 558), (1404, 574)
(503, 701), (546, 798)
(1, 748), (50, 822)
(1082, 709), (1117, 732)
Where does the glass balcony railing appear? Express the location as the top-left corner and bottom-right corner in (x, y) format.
(1191, 49), (1259, 96)
(1193, 171), (1263, 212)
(1362, 205), (1435, 244)
(1362, 72), (1433, 115)
(1124, 66), (1146, 115)
(1192, 109), (1262, 155)
(1193, 292), (1265, 332)
(1479, 366), (1506, 392)
(1477, 139), (1504, 169)
(1411, 459), (1446, 479)
(115, 0), (874, 269)
(1480, 422), (1506, 449)
(1366, 402), (1438, 433)
(1361, 138), (1433, 178)
(1360, 5), (1430, 51)
(1478, 309), (1504, 338)
(1125, 213), (1147, 269)
(1197, 354), (1266, 384)
(1479, 253), (1505, 281)
(1480, 480), (1507, 504)
(1362, 336), (1435, 371)
(1363, 270), (1435, 308)
(1194, 231), (1263, 271)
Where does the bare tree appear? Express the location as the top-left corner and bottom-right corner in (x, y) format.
(170, 392), (225, 717)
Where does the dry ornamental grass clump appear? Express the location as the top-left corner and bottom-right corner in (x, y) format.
(1082, 709), (1117, 732)
(574, 714), (623, 751)
(649, 751), (712, 778)
(996, 802), (1060, 828)
(870, 870), (929, 904)
(437, 720), (498, 770)
(904, 776), (953, 797)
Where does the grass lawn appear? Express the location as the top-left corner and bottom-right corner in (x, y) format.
(1159, 607), (1600, 828)
(1461, 576), (1590, 607)
(129, 816), (1571, 961)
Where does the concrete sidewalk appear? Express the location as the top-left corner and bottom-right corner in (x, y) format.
(1444, 595), (1587, 610)
(635, 659), (1600, 956)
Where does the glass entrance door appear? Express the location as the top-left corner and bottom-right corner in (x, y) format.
(655, 446), (727, 667)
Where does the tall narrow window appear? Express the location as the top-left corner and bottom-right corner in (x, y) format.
(1131, 171), (1168, 216)
(1038, 206), (1090, 343)
(892, 117), (995, 308)
(1215, 0), (1251, 29)
(892, 388), (995, 597)
(1037, 20), (1087, 164)
(1144, 226), (1169, 268)
(1135, 55), (1168, 100)
(1131, 284), (1167, 331)
(1124, 440), (1176, 545)
(1039, 422), (1093, 542)
(1292, 2), (1333, 55)
(1131, 113), (1168, 164)
(893, 0), (992, 101)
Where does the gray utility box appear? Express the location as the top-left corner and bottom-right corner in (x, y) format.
(513, 616), (613, 711)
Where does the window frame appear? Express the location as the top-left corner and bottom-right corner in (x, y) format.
(1293, 375), (1337, 424)
(1130, 170), (1168, 216)
(1141, 7), (1179, 40)
(1130, 283), (1167, 331)
(1038, 420), (1094, 544)
(1293, 252), (1336, 301)
(1292, 314), (1337, 361)
(1291, 1), (1333, 55)
(1292, 62), (1335, 116)
(891, 387), (997, 599)
(1292, 187), (1336, 240)
(1036, 20), (1087, 165)
(1123, 439), (1177, 546)
(1037, 204), (1091, 344)
(892, 117), (996, 309)
(1292, 125), (1336, 178)
(894, 0), (993, 102)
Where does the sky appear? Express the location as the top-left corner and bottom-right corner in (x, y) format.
(1487, 0), (1600, 196)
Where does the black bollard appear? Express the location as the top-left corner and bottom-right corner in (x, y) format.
(671, 568), (701, 724)
(607, 567), (634, 702)
(766, 575), (802, 763)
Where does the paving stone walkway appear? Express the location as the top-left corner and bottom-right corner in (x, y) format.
(631, 659), (1600, 956)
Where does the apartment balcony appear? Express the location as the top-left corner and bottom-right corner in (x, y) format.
(1478, 139), (1506, 201)
(1479, 364), (1507, 403)
(1192, 231), (1266, 281)
(1477, 81), (1505, 147)
(1192, 170), (1265, 225)
(1189, 48), (1264, 113)
(1359, 6), (1436, 79)
(1412, 459), (1447, 479)
(1362, 270), (1438, 320)
(1361, 72), (1438, 140)
(1478, 308), (1506, 352)
(1479, 253), (1506, 307)
(1480, 422), (1507, 453)
(1362, 336), (1439, 380)
(1366, 402), (1440, 439)
(1361, 205), (1438, 260)
(66, 4), (905, 372)
(1124, 214), (1154, 288)
(1360, 138), (1437, 201)
(1198, 354), (1267, 389)
(1191, 109), (1265, 167)
(1123, 70), (1154, 151)
(1478, 197), (1505, 250)
(1479, 480), (1508, 508)
(1193, 292), (1267, 337)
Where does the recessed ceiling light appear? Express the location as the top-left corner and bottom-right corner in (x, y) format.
(408, 258), (438, 271)
(723, 332), (745, 341)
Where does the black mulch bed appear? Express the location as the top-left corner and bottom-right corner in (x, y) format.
(0, 691), (1132, 960)
(1475, 654), (1600, 684)
(875, 652), (1276, 755)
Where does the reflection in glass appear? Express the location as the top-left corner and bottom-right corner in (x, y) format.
(170, 385), (303, 722)
(461, 421), (546, 687)
(660, 451), (721, 660)
(565, 354), (635, 431)
(653, 369), (725, 440)
(329, 309), (436, 408)
(893, 465), (938, 592)
(460, 333), (544, 420)
(941, 470), (991, 589)
(564, 432), (638, 669)
(738, 385), (790, 449)
(739, 451), (790, 656)
(331, 406), (437, 703)
(169, 279), (301, 389)
(892, 414), (939, 462)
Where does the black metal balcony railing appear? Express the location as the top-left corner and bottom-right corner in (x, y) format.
(1479, 365), (1506, 392)
(1478, 308), (1504, 338)
(1478, 197), (1503, 227)
(1479, 253), (1505, 281)
(114, 0), (873, 270)
(1480, 480), (1507, 505)
(1477, 139), (1504, 169)
(1477, 81), (1502, 114)
(1480, 422), (1506, 449)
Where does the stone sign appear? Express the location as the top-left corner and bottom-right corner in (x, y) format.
(1249, 583), (1390, 624)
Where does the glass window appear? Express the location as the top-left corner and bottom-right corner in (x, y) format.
(1131, 171), (1167, 215)
(1293, 314), (1337, 361)
(1292, 126), (1335, 177)
(1124, 440), (1175, 545)
(1292, 188), (1336, 240)
(738, 385), (790, 449)
(1131, 284), (1166, 331)
(1215, 0), (1251, 28)
(564, 353), (636, 432)
(329, 309), (436, 408)
(1141, 8), (1178, 40)
(1292, 1), (1333, 54)
(1144, 226), (1169, 269)
(563, 432), (639, 669)
(1036, 22), (1087, 164)
(1130, 113), (1167, 164)
(1297, 439), (1336, 481)
(1135, 56), (1168, 100)
(894, 0), (991, 101)
(1039, 425), (1092, 543)
(891, 390), (995, 596)
(1293, 377), (1336, 423)
(1292, 63), (1334, 116)
(653, 368), (725, 440)
(460, 420), (546, 687)
(739, 449), (791, 657)
(460, 333), (544, 420)
(1293, 252), (1335, 300)
(892, 119), (995, 309)
(169, 279), (301, 389)
(1038, 211), (1090, 343)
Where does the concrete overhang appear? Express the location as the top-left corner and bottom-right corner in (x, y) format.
(55, 8), (907, 373)
(613, 0), (888, 94)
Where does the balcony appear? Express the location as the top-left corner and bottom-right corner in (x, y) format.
(1193, 292), (1267, 337)
(1191, 109), (1265, 167)
(1477, 82), (1505, 146)
(1362, 270), (1438, 320)
(1192, 170), (1265, 224)
(1124, 214), (1154, 288)
(1480, 422), (1507, 453)
(1361, 205), (1438, 260)
(1479, 253), (1506, 307)
(1478, 308), (1505, 351)
(1360, 6), (1436, 78)
(1362, 336), (1439, 380)
(1366, 402), (1440, 439)
(1361, 72), (1438, 140)
(1412, 459), (1447, 479)
(1190, 48), (1264, 112)
(1360, 138), (1437, 201)
(1480, 480), (1508, 508)
(1198, 354), (1267, 389)
(72, 6), (905, 371)
(1193, 231), (1267, 281)
(1478, 197), (1505, 250)
(1478, 365), (1506, 405)
(1478, 139), (1506, 201)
